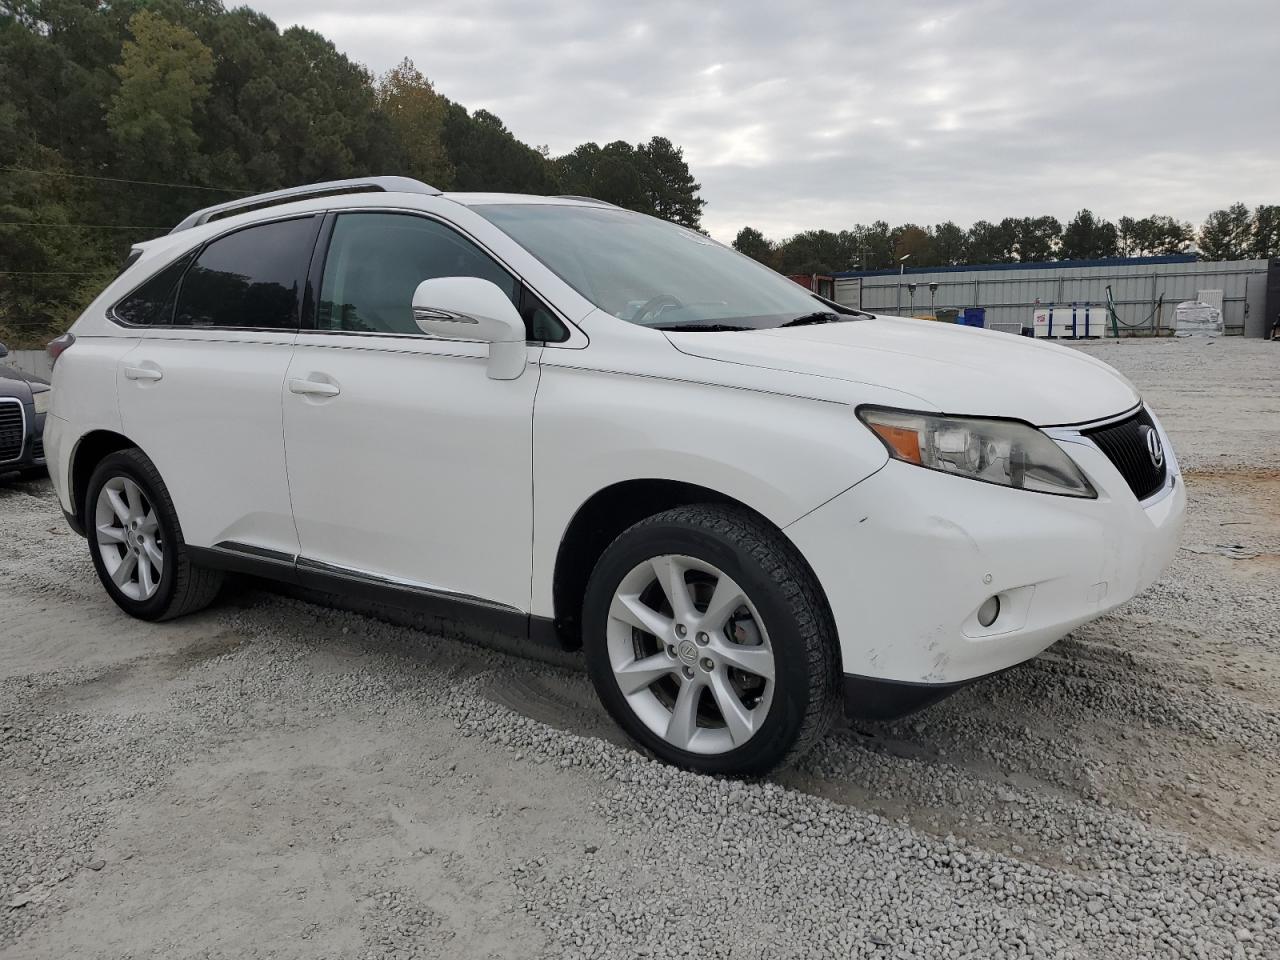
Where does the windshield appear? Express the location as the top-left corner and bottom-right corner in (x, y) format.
(472, 203), (839, 330)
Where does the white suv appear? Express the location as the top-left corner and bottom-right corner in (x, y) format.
(44, 177), (1185, 774)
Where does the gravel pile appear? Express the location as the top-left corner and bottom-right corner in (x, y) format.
(2, 338), (1278, 958)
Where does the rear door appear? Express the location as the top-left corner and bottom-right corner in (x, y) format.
(115, 215), (321, 557)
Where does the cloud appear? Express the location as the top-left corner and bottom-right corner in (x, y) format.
(252, 0), (1280, 241)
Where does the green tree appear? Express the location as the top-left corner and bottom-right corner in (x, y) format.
(1198, 203), (1252, 261)
(555, 137), (705, 226)
(1118, 215), (1193, 256)
(773, 230), (851, 275)
(445, 105), (560, 194)
(107, 11), (214, 180)
(966, 220), (1016, 263)
(376, 58), (453, 187)
(1059, 209), (1118, 260)
(732, 226), (773, 264)
(1248, 205), (1280, 259)
(1006, 215), (1061, 262)
(853, 221), (894, 270)
(931, 221), (967, 265)
(891, 224), (933, 265)
(637, 136), (705, 229)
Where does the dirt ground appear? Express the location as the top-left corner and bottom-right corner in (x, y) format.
(1, 336), (1278, 959)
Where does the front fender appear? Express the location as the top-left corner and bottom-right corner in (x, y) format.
(530, 364), (888, 618)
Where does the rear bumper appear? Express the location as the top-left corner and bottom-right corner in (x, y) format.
(787, 409), (1185, 685)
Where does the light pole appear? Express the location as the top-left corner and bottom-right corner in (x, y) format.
(929, 281), (939, 319)
(894, 253), (912, 315)
(907, 282), (918, 315)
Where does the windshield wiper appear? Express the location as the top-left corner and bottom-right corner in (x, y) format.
(653, 322), (750, 332)
(779, 311), (846, 327)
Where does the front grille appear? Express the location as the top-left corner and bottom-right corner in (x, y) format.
(32, 436), (44, 461)
(1082, 407), (1167, 501)
(0, 399), (24, 463)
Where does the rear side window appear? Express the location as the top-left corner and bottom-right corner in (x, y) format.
(174, 217), (318, 329)
(112, 251), (195, 326)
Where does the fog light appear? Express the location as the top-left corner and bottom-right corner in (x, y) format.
(977, 595), (1001, 627)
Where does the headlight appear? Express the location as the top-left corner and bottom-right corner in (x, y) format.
(857, 407), (1096, 498)
(32, 389), (51, 416)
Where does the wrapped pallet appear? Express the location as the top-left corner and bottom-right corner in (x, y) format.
(1174, 301), (1223, 337)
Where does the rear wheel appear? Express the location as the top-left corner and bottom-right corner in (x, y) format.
(582, 504), (840, 776)
(85, 448), (223, 621)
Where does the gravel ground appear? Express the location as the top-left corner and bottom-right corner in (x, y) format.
(2, 336), (1278, 959)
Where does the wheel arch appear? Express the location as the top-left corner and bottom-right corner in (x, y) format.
(70, 429), (141, 529)
(549, 478), (835, 651)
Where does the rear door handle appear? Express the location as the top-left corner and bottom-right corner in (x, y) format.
(288, 377), (341, 397)
(123, 364), (163, 382)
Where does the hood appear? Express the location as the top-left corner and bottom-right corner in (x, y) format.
(665, 315), (1139, 426)
(0, 362), (46, 398)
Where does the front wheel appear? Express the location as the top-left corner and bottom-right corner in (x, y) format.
(582, 504), (840, 776)
(85, 448), (223, 621)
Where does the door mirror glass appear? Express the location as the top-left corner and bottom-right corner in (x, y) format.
(0, 342), (8, 358)
(412, 277), (528, 379)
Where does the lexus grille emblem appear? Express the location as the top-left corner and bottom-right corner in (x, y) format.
(1143, 426), (1164, 469)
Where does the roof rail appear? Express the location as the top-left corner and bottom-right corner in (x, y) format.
(553, 195), (621, 208)
(169, 176), (441, 234)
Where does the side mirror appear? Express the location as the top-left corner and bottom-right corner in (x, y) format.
(412, 277), (527, 380)
(0, 342), (8, 359)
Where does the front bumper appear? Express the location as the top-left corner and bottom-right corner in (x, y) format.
(1, 400), (45, 473)
(786, 408), (1185, 686)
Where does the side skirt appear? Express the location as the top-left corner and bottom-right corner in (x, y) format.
(187, 542), (564, 651)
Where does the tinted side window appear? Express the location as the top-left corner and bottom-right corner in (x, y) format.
(519, 284), (568, 342)
(174, 217), (317, 329)
(113, 251), (195, 326)
(318, 213), (520, 336)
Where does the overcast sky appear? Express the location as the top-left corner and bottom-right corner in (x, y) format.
(254, 0), (1279, 242)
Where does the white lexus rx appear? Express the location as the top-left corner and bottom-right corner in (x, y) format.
(43, 178), (1185, 774)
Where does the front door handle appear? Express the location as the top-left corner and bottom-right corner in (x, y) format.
(123, 364), (163, 382)
(288, 377), (341, 397)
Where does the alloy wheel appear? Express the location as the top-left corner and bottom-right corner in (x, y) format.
(95, 476), (164, 601)
(606, 554), (775, 755)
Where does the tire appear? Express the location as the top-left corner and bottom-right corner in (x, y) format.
(85, 448), (223, 621)
(582, 504), (840, 776)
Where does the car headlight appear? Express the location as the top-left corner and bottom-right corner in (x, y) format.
(857, 407), (1096, 498)
(32, 389), (51, 416)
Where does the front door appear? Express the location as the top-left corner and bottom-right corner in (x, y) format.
(282, 211), (540, 612)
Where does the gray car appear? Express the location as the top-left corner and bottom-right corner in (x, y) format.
(0, 342), (50, 479)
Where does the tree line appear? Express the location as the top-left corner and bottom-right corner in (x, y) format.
(0, 0), (706, 346)
(734, 204), (1280, 275)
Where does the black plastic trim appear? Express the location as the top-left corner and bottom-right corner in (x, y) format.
(187, 543), (565, 650)
(62, 507), (85, 538)
(842, 669), (1007, 721)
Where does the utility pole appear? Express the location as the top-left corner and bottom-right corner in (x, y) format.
(894, 253), (911, 314)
